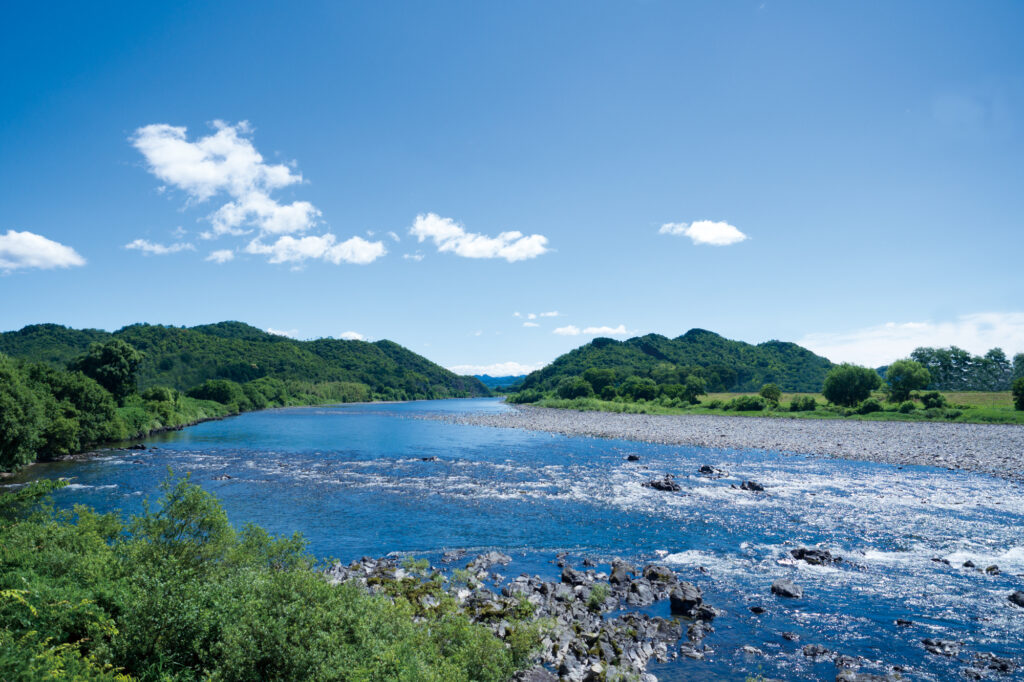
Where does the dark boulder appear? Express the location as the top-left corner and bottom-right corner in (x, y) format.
(561, 565), (588, 586)
(626, 454), (641, 461)
(922, 638), (961, 657)
(803, 644), (831, 658)
(791, 547), (842, 565)
(642, 564), (676, 582)
(771, 579), (803, 598)
(669, 582), (703, 617)
(643, 474), (681, 492)
(740, 480), (765, 492)
(609, 559), (635, 585)
(1009, 591), (1024, 608)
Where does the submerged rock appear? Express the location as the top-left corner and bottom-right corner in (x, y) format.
(740, 480), (765, 492)
(1009, 591), (1024, 608)
(771, 579), (803, 599)
(643, 474), (681, 492)
(922, 638), (961, 657)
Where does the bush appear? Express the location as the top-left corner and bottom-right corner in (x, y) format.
(556, 377), (594, 400)
(599, 385), (617, 400)
(789, 396), (817, 412)
(187, 379), (251, 412)
(1014, 377), (1024, 411)
(661, 375), (706, 405)
(706, 399), (724, 409)
(822, 364), (882, 407)
(759, 383), (781, 405)
(898, 400), (916, 413)
(142, 386), (176, 402)
(857, 397), (882, 414)
(884, 359), (931, 403)
(726, 395), (766, 411)
(919, 391), (947, 409)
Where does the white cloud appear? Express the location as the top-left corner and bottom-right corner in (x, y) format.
(554, 323), (630, 337)
(0, 230), (85, 272)
(267, 327), (298, 337)
(206, 249), (234, 263)
(798, 312), (1024, 367)
(523, 321), (540, 328)
(245, 234), (385, 265)
(132, 120), (383, 267)
(403, 252), (425, 262)
(539, 311), (559, 317)
(387, 231), (401, 242)
(339, 331), (365, 341)
(125, 238), (195, 255)
(448, 361), (546, 376)
(410, 213), (548, 262)
(473, 330), (483, 337)
(659, 220), (748, 246)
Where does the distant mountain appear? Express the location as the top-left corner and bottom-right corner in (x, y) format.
(0, 321), (490, 399)
(474, 374), (527, 390)
(518, 329), (834, 393)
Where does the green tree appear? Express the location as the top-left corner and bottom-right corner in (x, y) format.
(69, 339), (143, 404)
(581, 368), (616, 394)
(556, 376), (594, 399)
(620, 376), (658, 401)
(885, 359), (931, 402)
(0, 355), (45, 470)
(759, 383), (782, 405)
(1013, 377), (1024, 411)
(822, 363), (882, 407)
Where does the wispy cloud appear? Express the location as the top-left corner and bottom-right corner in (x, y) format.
(206, 249), (234, 263)
(131, 120), (385, 266)
(125, 238), (195, 255)
(523, 321), (540, 328)
(339, 331), (365, 341)
(554, 324), (630, 337)
(798, 312), (1024, 366)
(403, 252), (425, 262)
(0, 230), (85, 272)
(448, 361), (546, 376)
(539, 311), (559, 317)
(410, 213), (548, 262)
(659, 220), (748, 246)
(266, 327), (298, 338)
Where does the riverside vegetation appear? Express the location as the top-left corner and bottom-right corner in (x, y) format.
(509, 334), (1024, 425)
(0, 321), (490, 472)
(0, 475), (537, 681)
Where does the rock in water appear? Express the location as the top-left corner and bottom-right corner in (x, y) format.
(791, 547), (842, 565)
(1009, 591), (1024, 608)
(609, 559), (635, 585)
(921, 638), (961, 657)
(771, 579), (803, 598)
(669, 582), (703, 617)
(740, 480), (765, 492)
(643, 474), (681, 492)
(626, 454), (641, 461)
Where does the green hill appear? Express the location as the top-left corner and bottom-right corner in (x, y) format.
(519, 329), (833, 393)
(0, 321), (489, 399)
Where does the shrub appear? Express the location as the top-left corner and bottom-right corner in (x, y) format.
(1014, 377), (1024, 411)
(857, 397), (882, 414)
(587, 584), (610, 612)
(884, 359), (931, 403)
(187, 379), (251, 412)
(919, 391), (947, 409)
(898, 401), (916, 414)
(661, 375), (706, 405)
(759, 383), (781, 405)
(142, 386), (175, 402)
(706, 399), (724, 409)
(599, 385), (617, 400)
(727, 395), (766, 411)
(789, 396), (817, 412)
(822, 364), (882, 407)
(556, 377), (594, 400)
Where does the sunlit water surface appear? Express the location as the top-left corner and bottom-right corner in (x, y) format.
(15, 399), (1024, 680)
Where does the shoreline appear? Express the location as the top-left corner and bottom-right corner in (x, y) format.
(437, 404), (1024, 485)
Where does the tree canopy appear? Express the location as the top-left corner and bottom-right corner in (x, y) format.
(822, 363), (882, 407)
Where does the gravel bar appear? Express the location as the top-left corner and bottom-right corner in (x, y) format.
(436, 405), (1024, 484)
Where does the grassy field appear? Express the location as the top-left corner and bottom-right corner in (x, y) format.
(533, 391), (1024, 425)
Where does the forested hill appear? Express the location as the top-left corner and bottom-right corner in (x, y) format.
(520, 329), (834, 393)
(0, 322), (489, 399)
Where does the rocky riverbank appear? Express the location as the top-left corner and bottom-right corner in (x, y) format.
(323, 551), (935, 682)
(433, 405), (1024, 484)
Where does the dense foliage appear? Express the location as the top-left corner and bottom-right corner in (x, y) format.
(517, 329), (834, 394)
(0, 321), (489, 400)
(822, 364), (882, 407)
(884, 359), (931, 403)
(0, 477), (527, 681)
(903, 346), (1024, 391)
(1014, 377), (1024, 411)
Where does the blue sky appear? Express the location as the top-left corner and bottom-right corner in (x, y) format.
(2, 1), (1022, 374)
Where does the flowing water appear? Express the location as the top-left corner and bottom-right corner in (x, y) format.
(13, 398), (1024, 680)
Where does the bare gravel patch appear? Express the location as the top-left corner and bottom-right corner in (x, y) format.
(435, 406), (1024, 484)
